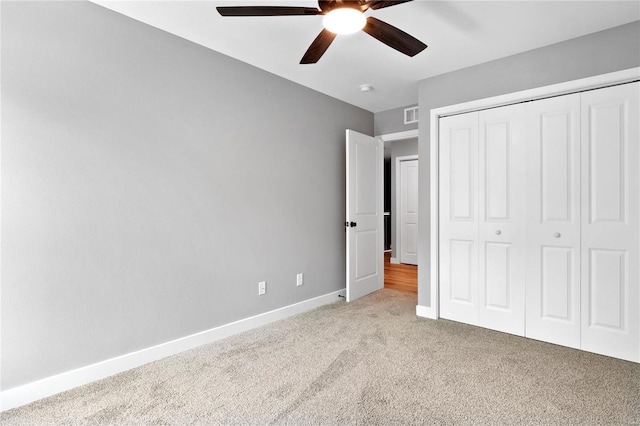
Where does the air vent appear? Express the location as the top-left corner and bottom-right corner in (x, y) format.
(404, 106), (419, 124)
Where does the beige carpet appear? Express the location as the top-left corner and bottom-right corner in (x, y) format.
(2, 289), (639, 425)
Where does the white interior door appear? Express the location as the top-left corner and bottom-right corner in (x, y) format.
(400, 159), (419, 265)
(477, 104), (526, 336)
(525, 93), (582, 349)
(346, 129), (384, 303)
(580, 82), (639, 362)
(439, 112), (480, 325)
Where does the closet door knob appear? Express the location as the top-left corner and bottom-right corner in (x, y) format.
(554, 232), (561, 238)
(495, 230), (502, 235)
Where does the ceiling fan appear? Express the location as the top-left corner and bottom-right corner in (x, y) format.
(216, 0), (427, 64)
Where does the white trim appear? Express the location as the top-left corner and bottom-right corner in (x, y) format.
(0, 1), (4, 406)
(429, 110), (440, 320)
(377, 129), (418, 142)
(389, 257), (400, 264)
(428, 67), (640, 322)
(0, 289), (345, 412)
(433, 67), (640, 119)
(416, 305), (436, 319)
(395, 155), (419, 266)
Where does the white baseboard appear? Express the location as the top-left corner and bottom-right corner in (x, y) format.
(390, 257), (400, 264)
(0, 289), (345, 412)
(416, 304), (437, 320)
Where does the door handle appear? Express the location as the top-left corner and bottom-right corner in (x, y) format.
(344, 222), (357, 228)
(554, 232), (561, 238)
(495, 230), (502, 235)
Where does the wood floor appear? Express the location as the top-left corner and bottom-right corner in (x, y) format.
(384, 252), (417, 293)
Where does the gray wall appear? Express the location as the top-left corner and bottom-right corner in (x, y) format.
(389, 138), (418, 260)
(1, 1), (372, 389)
(417, 20), (640, 307)
(374, 105), (418, 136)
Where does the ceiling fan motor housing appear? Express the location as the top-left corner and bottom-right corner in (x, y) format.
(319, 1), (368, 13)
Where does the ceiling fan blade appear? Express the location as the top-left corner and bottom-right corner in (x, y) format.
(300, 29), (337, 64)
(362, 16), (426, 57)
(317, 1), (334, 13)
(365, 0), (413, 10)
(217, 6), (321, 17)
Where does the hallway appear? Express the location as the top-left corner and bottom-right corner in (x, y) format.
(384, 252), (417, 294)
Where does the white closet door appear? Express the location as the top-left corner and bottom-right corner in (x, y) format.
(439, 112), (479, 325)
(525, 94), (582, 348)
(580, 82), (639, 362)
(477, 104), (526, 336)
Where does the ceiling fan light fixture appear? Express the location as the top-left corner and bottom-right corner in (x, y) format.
(322, 8), (366, 35)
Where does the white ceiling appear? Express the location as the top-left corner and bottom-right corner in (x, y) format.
(92, 1), (640, 113)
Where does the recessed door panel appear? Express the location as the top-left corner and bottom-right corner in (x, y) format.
(525, 94), (581, 349)
(484, 242), (510, 310)
(451, 128), (474, 221)
(356, 143), (377, 216)
(450, 240), (474, 303)
(587, 103), (626, 224)
(403, 223), (417, 260)
(541, 246), (574, 321)
(406, 163), (418, 213)
(355, 230), (378, 280)
(485, 122), (510, 221)
(542, 112), (574, 222)
(581, 82), (639, 362)
(588, 249), (626, 330)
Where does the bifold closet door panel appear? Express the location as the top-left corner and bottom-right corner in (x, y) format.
(439, 112), (480, 325)
(524, 94), (582, 348)
(477, 104), (526, 336)
(580, 82), (639, 362)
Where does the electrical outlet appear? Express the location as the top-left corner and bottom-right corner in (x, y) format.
(296, 273), (304, 286)
(258, 281), (266, 295)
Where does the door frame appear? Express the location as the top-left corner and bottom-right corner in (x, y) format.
(423, 67), (640, 321)
(379, 129), (419, 265)
(396, 155), (419, 265)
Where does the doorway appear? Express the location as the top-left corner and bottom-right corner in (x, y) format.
(380, 130), (419, 294)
